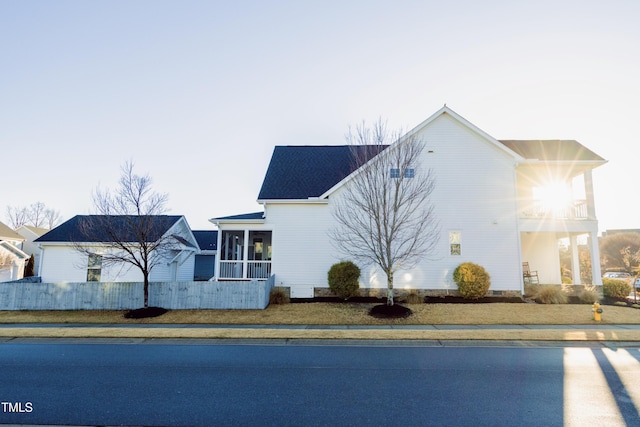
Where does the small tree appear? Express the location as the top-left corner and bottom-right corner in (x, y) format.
(331, 120), (440, 306)
(24, 254), (35, 277)
(74, 161), (177, 308)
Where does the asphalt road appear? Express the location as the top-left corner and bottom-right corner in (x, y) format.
(1, 340), (639, 426)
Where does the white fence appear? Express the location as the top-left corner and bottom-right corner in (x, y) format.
(0, 276), (275, 310)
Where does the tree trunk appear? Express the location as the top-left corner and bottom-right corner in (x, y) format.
(143, 273), (149, 308)
(386, 272), (394, 306)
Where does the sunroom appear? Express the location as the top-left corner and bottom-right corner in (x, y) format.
(211, 212), (272, 280)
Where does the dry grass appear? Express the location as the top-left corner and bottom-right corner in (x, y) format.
(1, 302), (639, 325)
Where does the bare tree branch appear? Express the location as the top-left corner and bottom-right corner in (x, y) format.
(74, 161), (174, 308)
(331, 120), (440, 305)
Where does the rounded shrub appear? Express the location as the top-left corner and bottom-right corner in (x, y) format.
(328, 261), (361, 300)
(453, 262), (491, 299)
(603, 278), (631, 299)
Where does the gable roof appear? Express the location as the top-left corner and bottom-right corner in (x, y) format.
(498, 140), (605, 162)
(192, 230), (218, 251)
(17, 225), (50, 237)
(257, 145), (387, 200)
(35, 215), (184, 243)
(0, 221), (24, 242)
(0, 241), (29, 260)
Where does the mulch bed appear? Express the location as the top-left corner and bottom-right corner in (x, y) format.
(123, 307), (169, 319)
(369, 304), (413, 319)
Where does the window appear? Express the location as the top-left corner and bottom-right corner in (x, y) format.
(449, 232), (461, 255)
(390, 168), (415, 178)
(87, 254), (102, 281)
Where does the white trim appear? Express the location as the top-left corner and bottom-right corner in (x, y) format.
(255, 199), (329, 205)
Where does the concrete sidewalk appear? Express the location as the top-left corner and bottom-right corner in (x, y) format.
(0, 323), (639, 342)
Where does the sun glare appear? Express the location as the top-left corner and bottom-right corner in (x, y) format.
(534, 181), (572, 211)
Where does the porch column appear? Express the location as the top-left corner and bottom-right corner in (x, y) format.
(570, 234), (582, 285)
(589, 231), (603, 286)
(215, 230), (222, 280)
(584, 170), (597, 220)
(242, 229), (249, 279)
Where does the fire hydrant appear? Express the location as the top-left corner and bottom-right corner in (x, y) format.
(593, 302), (603, 322)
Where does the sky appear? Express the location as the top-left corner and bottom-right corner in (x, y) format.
(2, 0), (639, 231)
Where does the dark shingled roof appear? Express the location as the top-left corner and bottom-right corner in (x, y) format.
(499, 140), (605, 162)
(192, 230), (217, 251)
(258, 145), (387, 200)
(35, 215), (183, 243)
(213, 212), (264, 221)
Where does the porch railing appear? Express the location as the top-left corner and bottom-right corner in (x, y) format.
(521, 199), (588, 220)
(219, 261), (243, 279)
(218, 260), (272, 280)
(247, 261), (272, 279)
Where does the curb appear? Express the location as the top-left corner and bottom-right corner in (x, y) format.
(1, 326), (639, 342)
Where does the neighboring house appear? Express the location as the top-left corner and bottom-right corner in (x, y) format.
(0, 221), (29, 282)
(193, 230), (218, 281)
(35, 215), (199, 283)
(16, 225), (49, 276)
(211, 106), (606, 298)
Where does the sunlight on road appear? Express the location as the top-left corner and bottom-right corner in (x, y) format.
(563, 348), (624, 426)
(603, 348), (640, 411)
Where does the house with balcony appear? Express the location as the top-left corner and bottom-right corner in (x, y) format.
(211, 106), (606, 298)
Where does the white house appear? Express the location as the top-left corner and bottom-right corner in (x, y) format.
(15, 225), (49, 276)
(0, 221), (29, 282)
(36, 215), (199, 283)
(211, 106), (606, 298)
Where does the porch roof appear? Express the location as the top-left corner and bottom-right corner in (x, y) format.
(499, 140), (605, 162)
(213, 212), (264, 221)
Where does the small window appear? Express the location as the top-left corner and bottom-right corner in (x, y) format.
(390, 168), (414, 178)
(449, 232), (461, 255)
(87, 254), (102, 282)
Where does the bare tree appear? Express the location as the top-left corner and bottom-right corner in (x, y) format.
(331, 120), (440, 306)
(5, 206), (29, 229)
(74, 161), (177, 308)
(5, 203), (61, 229)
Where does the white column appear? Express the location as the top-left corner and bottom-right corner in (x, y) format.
(584, 170), (597, 220)
(570, 234), (582, 285)
(215, 230), (222, 280)
(242, 229), (249, 279)
(589, 231), (603, 286)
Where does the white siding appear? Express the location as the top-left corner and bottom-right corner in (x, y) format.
(40, 245), (196, 283)
(39, 245), (143, 283)
(265, 203), (338, 295)
(521, 233), (562, 284)
(264, 112), (524, 295)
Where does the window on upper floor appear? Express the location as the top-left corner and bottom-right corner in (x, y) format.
(390, 168), (414, 178)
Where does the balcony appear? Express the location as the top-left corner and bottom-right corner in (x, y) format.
(520, 199), (589, 220)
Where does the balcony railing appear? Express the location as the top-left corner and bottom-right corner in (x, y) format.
(520, 199), (588, 220)
(219, 260), (272, 280)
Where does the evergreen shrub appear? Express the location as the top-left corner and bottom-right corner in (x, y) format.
(328, 261), (361, 300)
(453, 262), (491, 299)
(602, 278), (631, 299)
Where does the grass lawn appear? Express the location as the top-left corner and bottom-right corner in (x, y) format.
(0, 302), (638, 325)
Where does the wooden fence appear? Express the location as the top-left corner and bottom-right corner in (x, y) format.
(0, 276), (274, 310)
